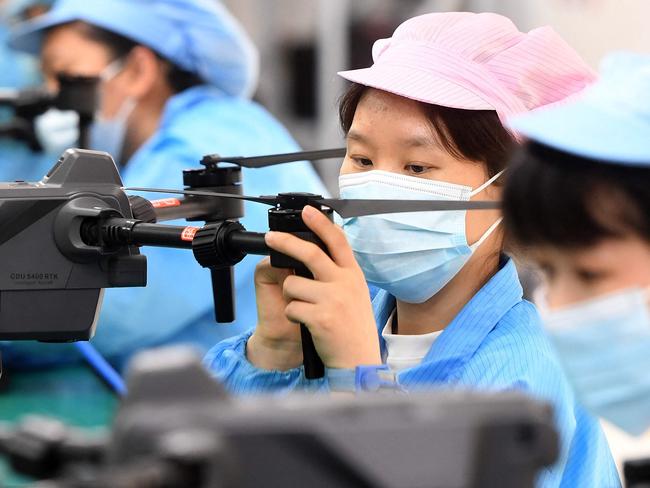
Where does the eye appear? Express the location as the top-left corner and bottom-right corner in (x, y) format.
(352, 157), (373, 169)
(405, 164), (430, 175)
(575, 268), (608, 284)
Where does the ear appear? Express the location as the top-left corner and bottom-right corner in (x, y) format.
(118, 46), (164, 100)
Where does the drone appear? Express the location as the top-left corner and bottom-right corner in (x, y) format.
(0, 148), (499, 378)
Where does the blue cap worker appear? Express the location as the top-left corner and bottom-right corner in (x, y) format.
(0, 0), (59, 182)
(503, 52), (650, 437)
(205, 13), (619, 487)
(0, 0), (43, 87)
(0, 0), (326, 369)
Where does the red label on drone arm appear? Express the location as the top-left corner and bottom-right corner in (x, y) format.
(151, 198), (182, 209)
(181, 227), (199, 242)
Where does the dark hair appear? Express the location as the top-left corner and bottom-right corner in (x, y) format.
(503, 142), (650, 250)
(72, 22), (203, 94)
(338, 83), (515, 179)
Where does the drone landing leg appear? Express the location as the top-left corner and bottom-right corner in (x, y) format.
(210, 267), (236, 323)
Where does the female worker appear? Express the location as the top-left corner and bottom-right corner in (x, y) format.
(502, 52), (650, 437)
(206, 12), (620, 487)
(1, 0), (326, 369)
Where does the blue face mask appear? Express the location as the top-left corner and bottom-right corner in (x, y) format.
(88, 58), (136, 162)
(338, 170), (502, 303)
(537, 287), (650, 436)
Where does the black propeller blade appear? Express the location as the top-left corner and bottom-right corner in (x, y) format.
(319, 198), (500, 218)
(201, 148), (347, 169)
(125, 187), (279, 206)
(125, 187), (500, 218)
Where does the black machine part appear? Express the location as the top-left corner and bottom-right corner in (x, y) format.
(182, 161), (243, 324)
(267, 194), (334, 379)
(0, 149), (146, 341)
(0, 75), (98, 151)
(3, 348), (559, 488)
(625, 458), (650, 488)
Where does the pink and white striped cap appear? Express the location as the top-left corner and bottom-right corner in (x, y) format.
(338, 12), (596, 123)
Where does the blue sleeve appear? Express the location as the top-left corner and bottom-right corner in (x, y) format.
(203, 330), (327, 394)
(454, 303), (620, 488)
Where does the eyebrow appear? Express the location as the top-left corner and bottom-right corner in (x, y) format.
(346, 130), (370, 144)
(346, 129), (437, 148)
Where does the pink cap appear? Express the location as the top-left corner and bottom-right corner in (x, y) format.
(338, 12), (596, 123)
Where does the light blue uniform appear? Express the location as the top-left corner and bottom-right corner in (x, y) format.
(205, 257), (620, 487)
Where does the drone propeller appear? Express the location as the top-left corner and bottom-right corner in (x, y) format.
(125, 187), (500, 219)
(201, 148), (347, 169)
(318, 198), (499, 218)
(126, 187), (278, 206)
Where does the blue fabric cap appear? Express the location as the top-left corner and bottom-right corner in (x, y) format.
(9, 0), (259, 98)
(510, 51), (650, 167)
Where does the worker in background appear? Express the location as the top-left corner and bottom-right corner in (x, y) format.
(503, 52), (650, 437)
(1, 0), (326, 370)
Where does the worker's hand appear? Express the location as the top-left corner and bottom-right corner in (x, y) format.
(246, 258), (303, 371)
(265, 206), (381, 369)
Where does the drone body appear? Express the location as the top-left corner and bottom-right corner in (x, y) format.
(0, 149), (145, 341)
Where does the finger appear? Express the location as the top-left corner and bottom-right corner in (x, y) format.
(265, 231), (338, 281)
(254, 257), (294, 286)
(284, 300), (319, 331)
(282, 275), (324, 304)
(302, 206), (357, 267)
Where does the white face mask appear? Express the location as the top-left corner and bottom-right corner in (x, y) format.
(339, 170), (503, 303)
(536, 287), (650, 436)
(34, 108), (80, 154)
(88, 58), (136, 162)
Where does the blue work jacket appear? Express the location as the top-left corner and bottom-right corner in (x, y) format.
(204, 258), (620, 487)
(1, 85), (327, 369)
(0, 21), (57, 184)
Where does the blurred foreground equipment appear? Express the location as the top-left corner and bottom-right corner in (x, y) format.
(0, 348), (558, 488)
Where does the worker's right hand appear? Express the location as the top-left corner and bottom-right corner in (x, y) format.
(246, 257), (303, 371)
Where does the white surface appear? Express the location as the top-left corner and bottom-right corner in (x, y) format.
(381, 310), (443, 372)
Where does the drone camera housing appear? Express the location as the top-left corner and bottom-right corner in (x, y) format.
(0, 149), (146, 341)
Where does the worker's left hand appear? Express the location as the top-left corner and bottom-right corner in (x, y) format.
(264, 205), (381, 369)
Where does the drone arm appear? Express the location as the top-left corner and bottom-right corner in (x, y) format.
(150, 197), (228, 223)
(90, 215), (274, 327)
(97, 218), (196, 249)
(96, 217), (271, 324)
(95, 217), (269, 257)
